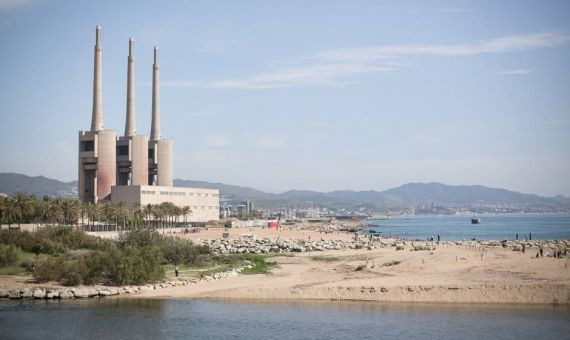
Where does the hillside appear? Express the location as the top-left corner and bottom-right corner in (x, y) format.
(1, 173), (568, 211)
(0, 173), (77, 197)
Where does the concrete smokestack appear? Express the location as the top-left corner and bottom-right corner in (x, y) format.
(91, 25), (103, 131)
(124, 37), (136, 136)
(150, 46), (160, 141)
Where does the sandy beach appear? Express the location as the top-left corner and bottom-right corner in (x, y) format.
(3, 226), (568, 305)
(131, 241), (570, 304)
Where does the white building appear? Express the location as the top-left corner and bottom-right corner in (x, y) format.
(111, 185), (219, 222)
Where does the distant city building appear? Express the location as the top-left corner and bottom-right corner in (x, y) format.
(78, 26), (218, 222)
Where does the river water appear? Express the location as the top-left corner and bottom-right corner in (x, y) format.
(0, 299), (569, 339)
(366, 213), (570, 241)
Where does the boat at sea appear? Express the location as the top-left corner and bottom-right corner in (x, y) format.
(471, 217), (481, 224)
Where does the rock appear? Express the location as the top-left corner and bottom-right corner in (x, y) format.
(98, 289), (112, 297)
(46, 290), (60, 299)
(33, 289), (46, 299)
(60, 290), (74, 299)
(0, 289), (9, 298)
(8, 290), (21, 299)
(21, 289), (33, 299)
(73, 289), (90, 298)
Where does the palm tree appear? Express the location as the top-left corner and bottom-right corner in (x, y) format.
(143, 204), (153, 228)
(79, 201), (87, 228)
(12, 192), (32, 228)
(115, 202), (129, 230)
(2, 198), (19, 228)
(61, 199), (79, 226)
(181, 206), (191, 225)
(0, 196), (5, 225)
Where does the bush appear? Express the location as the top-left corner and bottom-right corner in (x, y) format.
(105, 247), (165, 285)
(160, 238), (210, 265)
(240, 254), (277, 275)
(117, 228), (162, 248)
(33, 257), (64, 283)
(0, 244), (20, 267)
(32, 239), (66, 255)
(0, 227), (112, 255)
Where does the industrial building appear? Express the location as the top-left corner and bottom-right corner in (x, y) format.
(78, 26), (219, 222)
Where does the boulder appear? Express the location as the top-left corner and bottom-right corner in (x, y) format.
(8, 289), (21, 299)
(60, 290), (74, 299)
(46, 290), (60, 299)
(21, 289), (33, 299)
(73, 289), (90, 298)
(33, 289), (46, 299)
(98, 289), (112, 297)
(0, 289), (9, 298)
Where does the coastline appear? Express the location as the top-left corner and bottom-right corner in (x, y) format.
(129, 244), (569, 305)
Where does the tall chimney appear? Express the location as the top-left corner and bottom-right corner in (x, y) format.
(91, 25), (103, 131)
(124, 37), (136, 136)
(150, 46), (161, 141)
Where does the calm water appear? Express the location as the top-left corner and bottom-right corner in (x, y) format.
(0, 299), (569, 340)
(367, 213), (570, 241)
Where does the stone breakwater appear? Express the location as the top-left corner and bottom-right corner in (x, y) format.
(0, 263), (254, 301)
(198, 237), (570, 256)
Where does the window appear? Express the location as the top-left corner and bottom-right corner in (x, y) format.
(80, 141), (94, 152)
(148, 148), (154, 160)
(117, 145), (129, 156)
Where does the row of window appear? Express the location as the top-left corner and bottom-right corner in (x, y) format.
(140, 190), (218, 197)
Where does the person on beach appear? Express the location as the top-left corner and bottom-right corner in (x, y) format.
(437, 234), (440, 242)
(529, 232), (532, 240)
(516, 234), (518, 240)
(539, 247), (543, 257)
(175, 266), (179, 278)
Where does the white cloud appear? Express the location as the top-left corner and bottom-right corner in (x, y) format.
(0, 0), (39, 11)
(163, 32), (569, 90)
(408, 8), (474, 14)
(313, 32), (570, 61)
(204, 135), (230, 148)
(494, 69), (532, 76)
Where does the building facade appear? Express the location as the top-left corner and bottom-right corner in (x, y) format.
(78, 26), (219, 222)
(111, 186), (219, 222)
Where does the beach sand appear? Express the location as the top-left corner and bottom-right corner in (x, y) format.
(133, 243), (570, 304)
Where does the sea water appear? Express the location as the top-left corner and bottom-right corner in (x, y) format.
(0, 299), (569, 340)
(366, 213), (570, 241)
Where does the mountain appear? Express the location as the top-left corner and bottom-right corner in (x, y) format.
(173, 179), (276, 200)
(1, 173), (568, 212)
(0, 173), (77, 197)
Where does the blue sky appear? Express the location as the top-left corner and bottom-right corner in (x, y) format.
(0, 0), (569, 196)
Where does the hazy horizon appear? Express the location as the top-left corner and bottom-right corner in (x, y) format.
(1, 0), (569, 196)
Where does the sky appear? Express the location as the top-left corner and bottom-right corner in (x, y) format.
(0, 0), (569, 196)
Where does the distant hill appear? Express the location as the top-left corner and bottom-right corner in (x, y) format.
(1, 173), (568, 211)
(173, 179), (276, 200)
(0, 173), (76, 197)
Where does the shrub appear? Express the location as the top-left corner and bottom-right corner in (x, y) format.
(395, 245), (404, 251)
(160, 238), (210, 265)
(32, 239), (66, 255)
(240, 254), (277, 275)
(355, 264), (366, 271)
(0, 244), (20, 267)
(105, 246), (165, 285)
(33, 257), (64, 283)
(117, 228), (162, 248)
(0, 227), (112, 255)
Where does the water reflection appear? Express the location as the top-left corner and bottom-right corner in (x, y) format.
(1, 299), (569, 340)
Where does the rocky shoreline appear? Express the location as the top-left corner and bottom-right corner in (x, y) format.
(199, 237), (569, 256)
(0, 263), (254, 301)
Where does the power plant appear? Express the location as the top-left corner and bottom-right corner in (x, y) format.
(78, 26), (219, 222)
